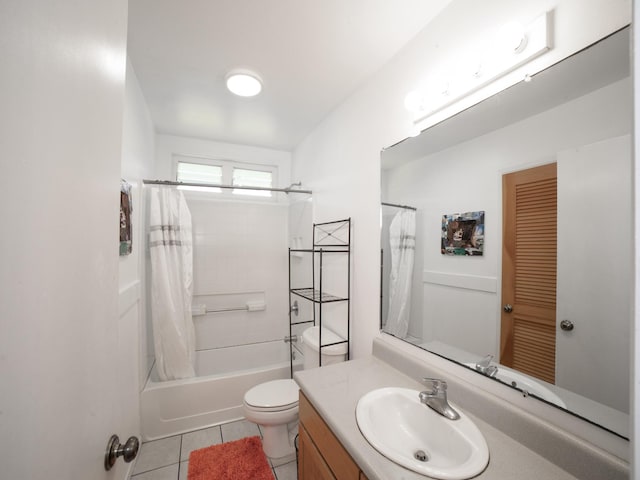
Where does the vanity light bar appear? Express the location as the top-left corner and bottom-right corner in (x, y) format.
(410, 11), (551, 125)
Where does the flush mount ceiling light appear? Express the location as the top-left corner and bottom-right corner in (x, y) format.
(225, 70), (263, 97)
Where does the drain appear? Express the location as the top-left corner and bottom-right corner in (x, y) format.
(414, 450), (429, 462)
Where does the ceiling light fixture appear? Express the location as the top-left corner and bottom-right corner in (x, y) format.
(225, 70), (263, 97)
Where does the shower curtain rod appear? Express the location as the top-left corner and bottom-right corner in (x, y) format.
(143, 179), (312, 195)
(381, 201), (417, 211)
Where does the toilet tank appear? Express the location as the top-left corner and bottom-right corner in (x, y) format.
(301, 326), (348, 369)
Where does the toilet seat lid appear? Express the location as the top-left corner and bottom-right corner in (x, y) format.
(245, 379), (299, 410)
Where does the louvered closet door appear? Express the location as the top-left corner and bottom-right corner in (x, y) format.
(501, 163), (557, 384)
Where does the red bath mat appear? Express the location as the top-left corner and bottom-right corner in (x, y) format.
(187, 435), (274, 480)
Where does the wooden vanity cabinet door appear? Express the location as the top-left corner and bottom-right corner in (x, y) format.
(298, 424), (336, 480)
(299, 392), (361, 480)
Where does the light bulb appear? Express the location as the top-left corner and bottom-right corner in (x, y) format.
(226, 71), (262, 97)
(498, 22), (527, 54)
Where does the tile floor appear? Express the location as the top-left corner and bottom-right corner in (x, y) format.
(130, 419), (298, 480)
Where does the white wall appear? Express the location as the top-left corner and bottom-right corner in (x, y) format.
(121, 61), (157, 401)
(187, 194), (290, 350)
(292, 0), (630, 361)
(632, 4), (640, 478)
(0, 2), (133, 479)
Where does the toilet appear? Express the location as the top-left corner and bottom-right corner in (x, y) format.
(243, 326), (348, 458)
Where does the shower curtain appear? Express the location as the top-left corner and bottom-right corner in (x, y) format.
(386, 209), (416, 338)
(149, 187), (196, 381)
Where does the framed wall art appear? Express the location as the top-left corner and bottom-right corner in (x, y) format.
(441, 211), (484, 256)
(120, 179), (133, 256)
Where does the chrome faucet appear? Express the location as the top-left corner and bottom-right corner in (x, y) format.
(475, 354), (498, 378)
(419, 378), (460, 420)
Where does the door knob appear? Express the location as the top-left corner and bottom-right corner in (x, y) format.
(560, 319), (574, 331)
(503, 304), (513, 313)
(105, 434), (139, 471)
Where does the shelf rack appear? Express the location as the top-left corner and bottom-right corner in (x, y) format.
(288, 218), (351, 375)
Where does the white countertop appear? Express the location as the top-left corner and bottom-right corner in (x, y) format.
(295, 356), (579, 480)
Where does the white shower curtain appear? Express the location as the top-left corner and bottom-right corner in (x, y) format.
(386, 209), (416, 338)
(149, 187), (196, 381)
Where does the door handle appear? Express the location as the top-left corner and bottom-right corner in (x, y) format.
(503, 304), (513, 313)
(560, 319), (574, 331)
(105, 435), (139, 471)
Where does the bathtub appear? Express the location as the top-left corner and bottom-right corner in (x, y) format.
(141, 340), (293, 440)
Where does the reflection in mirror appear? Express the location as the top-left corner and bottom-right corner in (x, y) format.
(380, 27), (631, 438)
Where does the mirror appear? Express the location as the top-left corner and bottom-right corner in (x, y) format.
(380, 27), (631, 439)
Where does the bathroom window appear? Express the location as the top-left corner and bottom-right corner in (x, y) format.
(175, 157), (277, 199)
(232, 168), (272, 197)
(176, 161), (223, 192)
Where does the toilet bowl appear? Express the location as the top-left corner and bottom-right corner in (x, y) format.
(243, 378), (299, 458)
(243, 326), (347, 459)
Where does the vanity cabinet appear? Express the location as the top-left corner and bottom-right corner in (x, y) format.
(298, 392), (369, 480)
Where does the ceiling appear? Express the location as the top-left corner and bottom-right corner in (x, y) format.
(127, 0), (452, 151)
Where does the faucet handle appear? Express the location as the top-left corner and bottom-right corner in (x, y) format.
(422, 377), (447, 393)
(476, 354), (494, 368)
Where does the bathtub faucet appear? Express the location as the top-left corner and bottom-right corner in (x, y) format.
(419, 378), (460, 420)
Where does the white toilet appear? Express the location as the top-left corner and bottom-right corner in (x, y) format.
(243, 326), (348, 458)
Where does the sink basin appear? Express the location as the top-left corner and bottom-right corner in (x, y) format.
(464, 363), (567, 408)
(356, 387), (489, 479)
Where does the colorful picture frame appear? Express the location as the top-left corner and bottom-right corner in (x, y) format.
(120, 180), (133, 256)
(441, 211), (484, 256)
